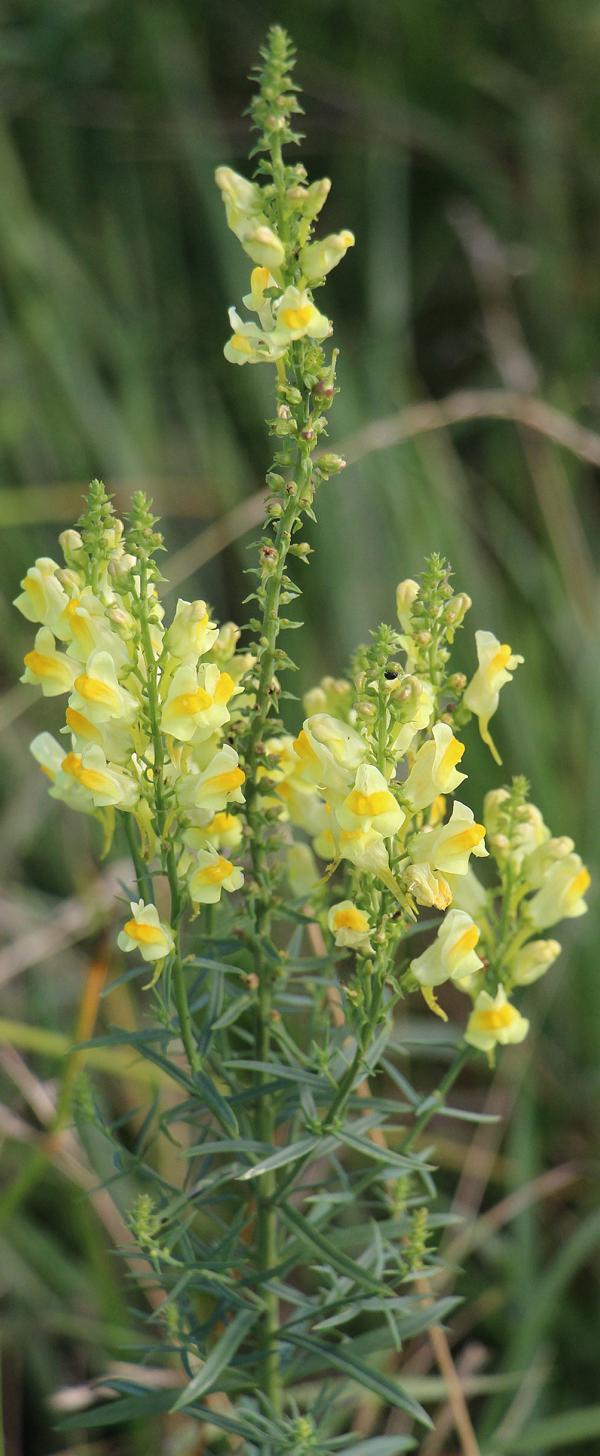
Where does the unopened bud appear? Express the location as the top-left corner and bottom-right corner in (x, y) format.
(396, 578), (419, 629)
(316, 452), (346, 477)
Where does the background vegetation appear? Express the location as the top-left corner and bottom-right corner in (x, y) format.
(1, 2), (599, 1452)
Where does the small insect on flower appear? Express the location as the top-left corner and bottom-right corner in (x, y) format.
(118, 901), (175, 963)
(464, 630), (523, 765)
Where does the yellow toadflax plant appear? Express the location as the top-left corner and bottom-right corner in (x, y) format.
(15, 26), (590, 1455)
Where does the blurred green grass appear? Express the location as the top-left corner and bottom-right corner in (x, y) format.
(1, 2), (599, 1452)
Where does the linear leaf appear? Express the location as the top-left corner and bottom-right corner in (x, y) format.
(338, 1128), (430, 1172)
(280, 1203), (387, 1296)
(172, 1308), (257, 1410)
(282, 1330), (432, 1427)
(237, 1135), (320, 1180)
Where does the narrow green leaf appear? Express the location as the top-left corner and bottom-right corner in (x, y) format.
(339, 1128), (430, 1172)
(172, 1308), (257, 1410)
(282, 1330), (432, 1427)
(57, 1390), (176, 1429)
(280, 1203), (388, 1295)
(237, 1135), (320, 1180)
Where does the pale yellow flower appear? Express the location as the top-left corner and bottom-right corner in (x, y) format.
(21, 627), (77, 696)
(328, 900), (373, 954)
(188, 847), (244, 905)
(117, 900), (174, 963)
(527, 854), (590, 929)
(465, 986), (529, 1054)
(165, 599), (219, 660)
(14, 557), (70, 636)
(161, 663), (236, 742)
(410, 909), (484, 989)
(300, 230), (355, 282)
(464, 630), (523, 764)
(410, 801), (487, 876)
(511, 939), (561, 986)
(402, 722), (467, 811)
(336, 762), (405, 837)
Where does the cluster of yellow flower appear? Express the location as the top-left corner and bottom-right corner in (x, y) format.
(259, 570), (590, 1059)
(16, 511), (590, 1058)
(215, 166), (354, 367)
(16, 506), (249, 960)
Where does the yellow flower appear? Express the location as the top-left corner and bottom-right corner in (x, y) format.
(161, 663), (236, 742)
(30, 732), (65, 781)
(61, 746), (137, 809)
(465, 986), (529, 1055)
(62, 592), (129, 668)
(69, 650), (137, 725)
(274, 286), (331, 343)
(14, 558), (70, 635)
(403, 722), (467, 811)
(527, 853), (590, 929)
(164, 599), (219, 660)
(405, 862), (452, 911)
(522, 834), (575, 891)
(177, 744), (245, 818)
(390, 677), (434, 756)
(117, 900), (174, 963)
(300, 230), (355, 282)
(292, 713), (366, 798)
(21, 627), (77, 696)
(336, 762), (405, 837)
(224, 308), (287, 366)
(463, 630), (523, 764)
(411, 909), (484, 989)
(335, 825), (402, 900)
(328, 900), (373, 954)
(188, 847), (244, 905)
(395, 578), (420, 631)
(410, 801), (487, 875)
(214, 165), (285, 268)
(65, 705), (133, 765)
(511, 939), (561, 986)
(184, 812), (243, 855)
(243, 267), (278, 327)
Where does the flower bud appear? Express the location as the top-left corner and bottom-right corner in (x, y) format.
(445, 592), (472, 626)
(483, 788), (510, 835)
(396, 579), (419, 630)
(300, 230), (355, 282)
(59, 529), (85, 569)
(316, 453), (346, 477)
(511, 939), (561, 986)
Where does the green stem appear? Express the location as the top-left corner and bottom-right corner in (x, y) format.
(399, 1044), (470, 1155)
(136, 562), (197, 1072)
